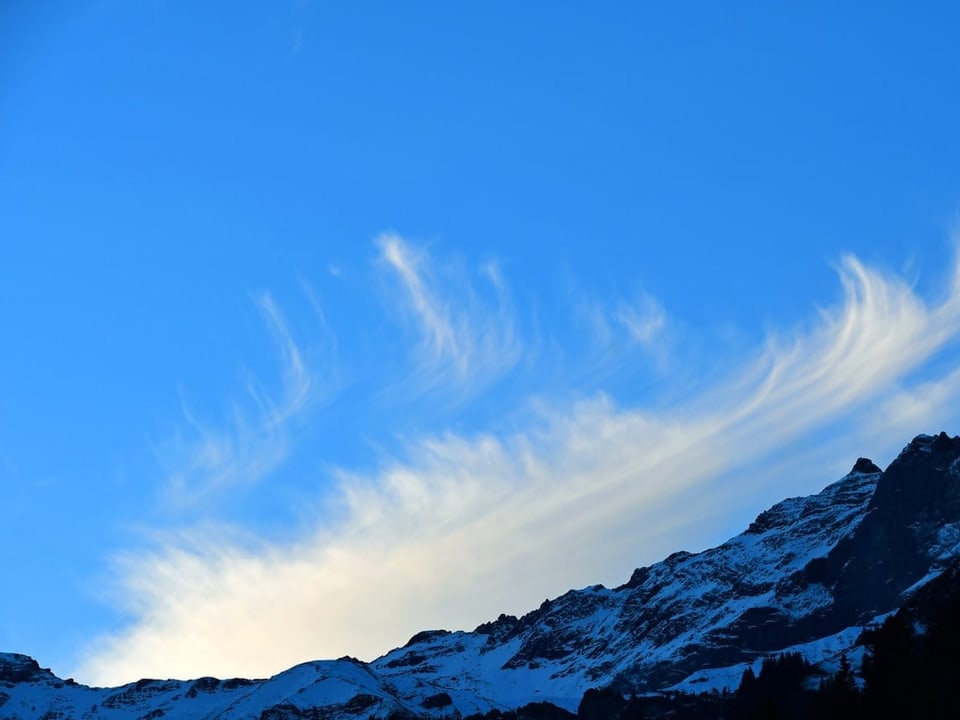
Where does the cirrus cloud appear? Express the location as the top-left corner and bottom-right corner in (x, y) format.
(75, 244), (960, 686)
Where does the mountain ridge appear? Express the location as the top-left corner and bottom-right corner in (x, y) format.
(4, 432), (960, 719)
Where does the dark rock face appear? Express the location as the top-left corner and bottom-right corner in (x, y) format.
(384, 651), (429, 669)
(101, 679), (180, 709)
(870, 433), (960, 525)
(852, 457), (882, 474)
(817, 433), (960, 628)
(420, 692), (452, 710)
(474, 613), (521, 641)
(402, 630), (452, 648)
(0, 654), (54, 684)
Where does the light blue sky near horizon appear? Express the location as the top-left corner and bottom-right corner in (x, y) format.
(2, 1), (960, 684)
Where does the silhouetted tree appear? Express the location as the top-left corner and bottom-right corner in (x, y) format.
(812, 652), (860, 720)
(861, 612), (918, 718)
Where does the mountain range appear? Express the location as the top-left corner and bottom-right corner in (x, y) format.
(4, 431), (960, 719)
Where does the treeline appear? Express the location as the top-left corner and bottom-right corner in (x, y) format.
(723, 586), (960, 720)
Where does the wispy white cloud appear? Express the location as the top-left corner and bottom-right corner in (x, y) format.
(257, 292), (313, 424)
(376, 232), (523, 397)
(571, 285), (670, 385)
(76, 251), (960, 686)
(161, 292), (315, 507)
(576, 286), (668, 353)
(863, 365), (960, 447)
(379, 235), (459, 364)
(297, 275), (338, 352)
(615, 293), (666, 348)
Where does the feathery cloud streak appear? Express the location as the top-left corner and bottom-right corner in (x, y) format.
(76, 248), (960, 686)
(377, 233), (523, 398)
(162, 292), (315, 507)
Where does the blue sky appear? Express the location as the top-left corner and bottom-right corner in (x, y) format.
(2, 1), (960, 685)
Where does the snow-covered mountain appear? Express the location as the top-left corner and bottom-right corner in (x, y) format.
(5, 432), (960, 720)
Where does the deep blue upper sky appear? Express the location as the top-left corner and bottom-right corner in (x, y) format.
(2, 1), (960, 684)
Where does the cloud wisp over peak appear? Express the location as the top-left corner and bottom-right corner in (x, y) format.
(75, 247), (960, 687)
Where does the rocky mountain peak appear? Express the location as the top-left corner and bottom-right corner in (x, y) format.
(869, 431), (960, 520)
(851, 457), (881, 474)
(807, 432), (960, 631)
(0, 653), (57, 685)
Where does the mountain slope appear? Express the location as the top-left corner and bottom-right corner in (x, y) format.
(369, 455), (882, 706)
(4, 432), (960, 720)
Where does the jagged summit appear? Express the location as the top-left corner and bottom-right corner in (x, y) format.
(851, 457), (881, 474)
(4, 433), (960, 719)
(904, 430), (960, 451)
(0, 653), (57, 685)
